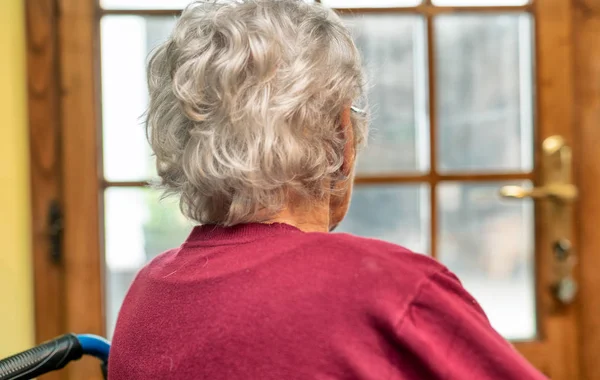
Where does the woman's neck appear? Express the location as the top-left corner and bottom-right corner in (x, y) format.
(265, 196), (331, 233)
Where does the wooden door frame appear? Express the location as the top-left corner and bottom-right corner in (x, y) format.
(57, 0), (106, 378)
(25, 6), (65, 380)
(26, 0), (104, 378)
(534, 0), (579, 377)
(573, 1), (600, 379)
(24, 0), (599, 379)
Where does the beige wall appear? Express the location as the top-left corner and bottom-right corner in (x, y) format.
(0, 0), (34, 357)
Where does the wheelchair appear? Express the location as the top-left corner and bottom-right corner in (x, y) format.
(0, 334), (110, 380)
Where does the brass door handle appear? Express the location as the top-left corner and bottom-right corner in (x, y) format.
(500, 135), (577, 204)
(499, 135), (578, 305)
(499, 183), (578, 202)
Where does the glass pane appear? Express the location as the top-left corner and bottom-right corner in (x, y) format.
(435, 14), (534, 173)
(101, 0), (314, 10)
(323, 0), (421, 7)
(344, 15), (428, 175)
(101, 16), (176, 182)
(437, 181), (536, 340)
(335, 185), (430, 253)
(433, 0), (528, 5)
(104, 187), (194, 336)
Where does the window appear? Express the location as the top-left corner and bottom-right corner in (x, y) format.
(99, 0), (536, 341)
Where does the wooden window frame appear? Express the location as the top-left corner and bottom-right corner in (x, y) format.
(24, 0), (600, 378)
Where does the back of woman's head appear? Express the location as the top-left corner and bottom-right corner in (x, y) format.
(146, 0), (367, 226)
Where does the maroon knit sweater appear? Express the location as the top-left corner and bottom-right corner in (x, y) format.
(109, 223), (546, 379)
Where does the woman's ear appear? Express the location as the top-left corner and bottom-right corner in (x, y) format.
(340, 106), (355, 177)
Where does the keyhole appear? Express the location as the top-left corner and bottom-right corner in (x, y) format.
(553, 238), (572, 261)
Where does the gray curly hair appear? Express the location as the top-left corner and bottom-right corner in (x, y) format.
(146, 0), (367, 226)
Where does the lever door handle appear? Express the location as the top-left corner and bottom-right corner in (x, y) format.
(498, 135), (578, 305)
(499, 184), (578, 202)
(500, 135), (577, 204)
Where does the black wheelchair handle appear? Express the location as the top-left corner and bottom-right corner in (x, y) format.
(0, 334), (83, 380)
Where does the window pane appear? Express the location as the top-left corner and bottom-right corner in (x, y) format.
(101, 0), (314, 10)
(435, 14), (534, 173)
(345, 15), (429, 175)
(433, 0), (528, 5)
(322, 0), (421, 7)
(335, 185), (430, 253)
(104, 187), (194, 336)
(101, 16), (176, 181)
(437, 181), (536, 340)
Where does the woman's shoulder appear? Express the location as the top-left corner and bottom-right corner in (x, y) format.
(290, 231), (448, 294)
(308, 231), (443, 272)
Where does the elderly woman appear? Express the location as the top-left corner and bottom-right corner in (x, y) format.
(109, 1), (546, 379)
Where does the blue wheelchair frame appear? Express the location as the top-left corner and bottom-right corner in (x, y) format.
(0, 334), (110, 380)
